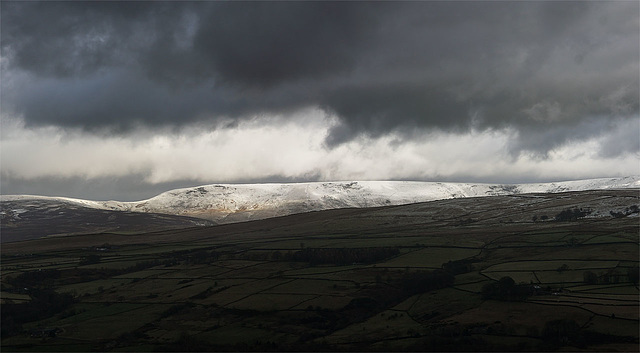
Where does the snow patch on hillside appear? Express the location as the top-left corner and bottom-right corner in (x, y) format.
(2, 176), (639, 223)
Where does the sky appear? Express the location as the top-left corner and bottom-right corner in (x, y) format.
(1, 1), (639, 201)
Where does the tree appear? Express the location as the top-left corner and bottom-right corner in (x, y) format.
(498, 276), (515, 287)
(271, 250), (282, 261)
(627, 266), (639, 285)
(583, 271), (598, 284)
(542, 319), (584, 348)
(481, 276), (531, 301)
(555, 208), (590, 221)
(79, 254), (101, 265)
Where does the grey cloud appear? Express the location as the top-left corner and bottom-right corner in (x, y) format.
(2, 1), (153, 77)
(192, 2), (387, 87)
(0, 172), (326, 202)
(0, 172), (203, 201)
(598, 119), (640, 158)
(1, 1), (382, 84)
(5, 69), (315, 131)
(1, 1), (638, 155)
(321, 84), (473, 146)
(506, 117), (640, 159)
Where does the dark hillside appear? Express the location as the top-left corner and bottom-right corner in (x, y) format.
(1, 189), (638, 351)
(1, 199), (214, 243)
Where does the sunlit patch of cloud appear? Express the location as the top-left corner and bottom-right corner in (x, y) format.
(2, 111), (637, 193)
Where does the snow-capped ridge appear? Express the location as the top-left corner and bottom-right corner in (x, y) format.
(2, 176), (638, 224)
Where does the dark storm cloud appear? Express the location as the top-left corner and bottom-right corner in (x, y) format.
(6, 69), (312, 131)
(1, 1), (638, 154)
(322, 84), (473, 145)
(1, 1), (163, 76)
(193, 2), (384, 87)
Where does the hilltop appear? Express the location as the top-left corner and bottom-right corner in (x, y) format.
(3, 176), (638, 225)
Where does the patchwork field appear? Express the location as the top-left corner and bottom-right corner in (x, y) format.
(1, 190), (638, 351)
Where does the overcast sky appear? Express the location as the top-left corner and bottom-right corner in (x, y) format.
(1, 1), (638, 201)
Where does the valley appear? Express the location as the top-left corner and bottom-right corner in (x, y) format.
(1, 189), (638, 351)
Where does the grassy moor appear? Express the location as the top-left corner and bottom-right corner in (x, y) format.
(1, 190), (638, 352)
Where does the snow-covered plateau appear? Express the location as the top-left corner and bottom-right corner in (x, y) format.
(2, 176), (639, 224)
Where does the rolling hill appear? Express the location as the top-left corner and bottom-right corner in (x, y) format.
(1, 188), (638, 351)
(2, 176), (638, 226)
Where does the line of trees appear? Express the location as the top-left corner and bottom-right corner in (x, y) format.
(481, 276), (532, 301)
(442, 258), (477, 275)
(583, 267), (639, 285)
(286, 247), (400, 266)
(1, 288), (75, 337)
(554, 208), (591, 221)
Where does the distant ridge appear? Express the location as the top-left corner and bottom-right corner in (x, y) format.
(3, 176), (638, 224)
